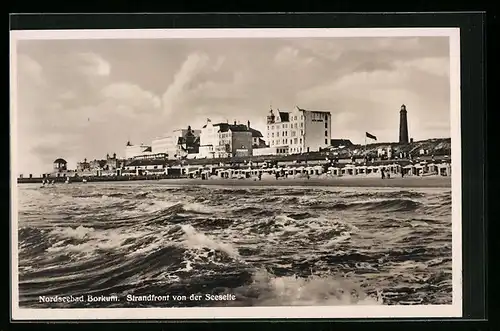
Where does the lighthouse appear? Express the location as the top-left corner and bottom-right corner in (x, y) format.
(399, 104), (409, 144)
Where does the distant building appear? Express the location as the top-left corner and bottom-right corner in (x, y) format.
(122, 159), (167, 176)
(76, 158), (91, 171)
(200, 120), (226, 158)
(89, 159), (107, 170)
(176, 126), (201, 159)
(247, 120), (264, 147)
(200, 120), (255, 158)
(216, 122), (253, 158)
(266, 106), (331, 155)
(103, 153), (121, 170)
(152, 127), (201, 160)
(53, 158), (67, 172)
(125, 141), (151, 159)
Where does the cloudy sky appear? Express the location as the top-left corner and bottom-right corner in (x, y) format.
(14, 36), (450, 175)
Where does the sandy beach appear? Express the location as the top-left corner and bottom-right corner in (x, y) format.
(157, 176), (451, 188)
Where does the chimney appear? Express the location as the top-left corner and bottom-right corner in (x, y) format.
(234, 120), (237, 125)
(247, 120), (250, 128)
(106, 153), (109, 159)
(113, 153), (116, 159)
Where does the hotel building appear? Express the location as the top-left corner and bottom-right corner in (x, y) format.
(200, 120), (254, 158)
(125, 141), (152, 159)
(265, 106), (332, 155)
(151, 127), (201, 160)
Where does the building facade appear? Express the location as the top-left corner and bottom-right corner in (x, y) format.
(215, 123), (253, 158)
(199, 120), (223, 158)
(53, 158), (67, 172)
(266, 106), (332, 154)
(152, 127), (201, 159)
(125, 141), (152, 159)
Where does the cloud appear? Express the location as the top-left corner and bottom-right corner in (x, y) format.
(395, 57), (449, 77)
(274, 46), (315, 67)
(161, 53), (210, 115)
(75, 52), (111, 76)
(102, 82), (161, 114)
(17, 54), (45, 86)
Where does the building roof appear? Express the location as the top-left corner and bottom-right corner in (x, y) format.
(278, 111), (290, 122)
(229, 124), (250, 132)
(249, 127), (263, 138)
(202, 122), (227, 128)
(53, 158), (67, 164)
(296, 107), (331, 113)
(331, 139), (353, 146)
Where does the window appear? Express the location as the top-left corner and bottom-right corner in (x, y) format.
(295, 123), (298, 128)
(325, 122), (328, 128)
(272, 133), (274, 137)
(294, 116), (297, 120)
(301, 115), (304, 120)
(300, 130), (303, 135)
(325, 130), (328, 137)
(272, 125), (274, 130)
(300, 123), (303, 128)
(277, 132), (280, 137)
(300, 138), (302, 144)
(285, 131), (288, 136)
(325, 139), (328, 144)
(267, 125), (269, 130)
(294, 138), (298, 144)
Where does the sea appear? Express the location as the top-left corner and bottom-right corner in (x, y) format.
(16, 182), (453, 308)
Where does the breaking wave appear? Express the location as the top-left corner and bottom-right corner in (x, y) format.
(17, 183), (452, 308)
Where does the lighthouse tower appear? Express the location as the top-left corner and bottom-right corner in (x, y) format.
(399, 104), (409, 144)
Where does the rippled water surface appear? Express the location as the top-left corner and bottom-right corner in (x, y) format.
(17, 182), (453, 307)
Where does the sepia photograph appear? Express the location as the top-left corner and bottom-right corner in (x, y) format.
(10, 27), (462, 320)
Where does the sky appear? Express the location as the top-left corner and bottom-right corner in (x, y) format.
(13, 35), (451, 175)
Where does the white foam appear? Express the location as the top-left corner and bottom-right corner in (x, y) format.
(180, 224), (239, 258)
(250, 269), (383, 306)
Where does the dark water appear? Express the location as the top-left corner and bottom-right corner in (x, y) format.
(17, 182), (452, 308)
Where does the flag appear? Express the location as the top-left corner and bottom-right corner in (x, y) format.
(366, 132), (377, 141)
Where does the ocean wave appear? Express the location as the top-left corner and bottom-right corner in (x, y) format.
(233, 269), (383, 306)
(17, 183), (452, 307)
(304, 198), (422, 213)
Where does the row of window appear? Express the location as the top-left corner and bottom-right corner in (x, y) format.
(271, 138), (303, 146)
(268, 122), (304, 131)
(290, 147), (303, 153)
(311, 112), (329, 121)
(270, 137), (329, 147)
(268, 129), (305, 138)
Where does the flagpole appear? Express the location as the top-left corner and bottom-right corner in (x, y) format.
(364, 133), (367, 164)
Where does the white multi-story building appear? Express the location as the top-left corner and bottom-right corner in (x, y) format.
(200, 120), (254, 159)
(199, 120), (222, 158)
(152, 127), (201, 159)
(266, 106), (332, 155)
(125, 142), (152, 159)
